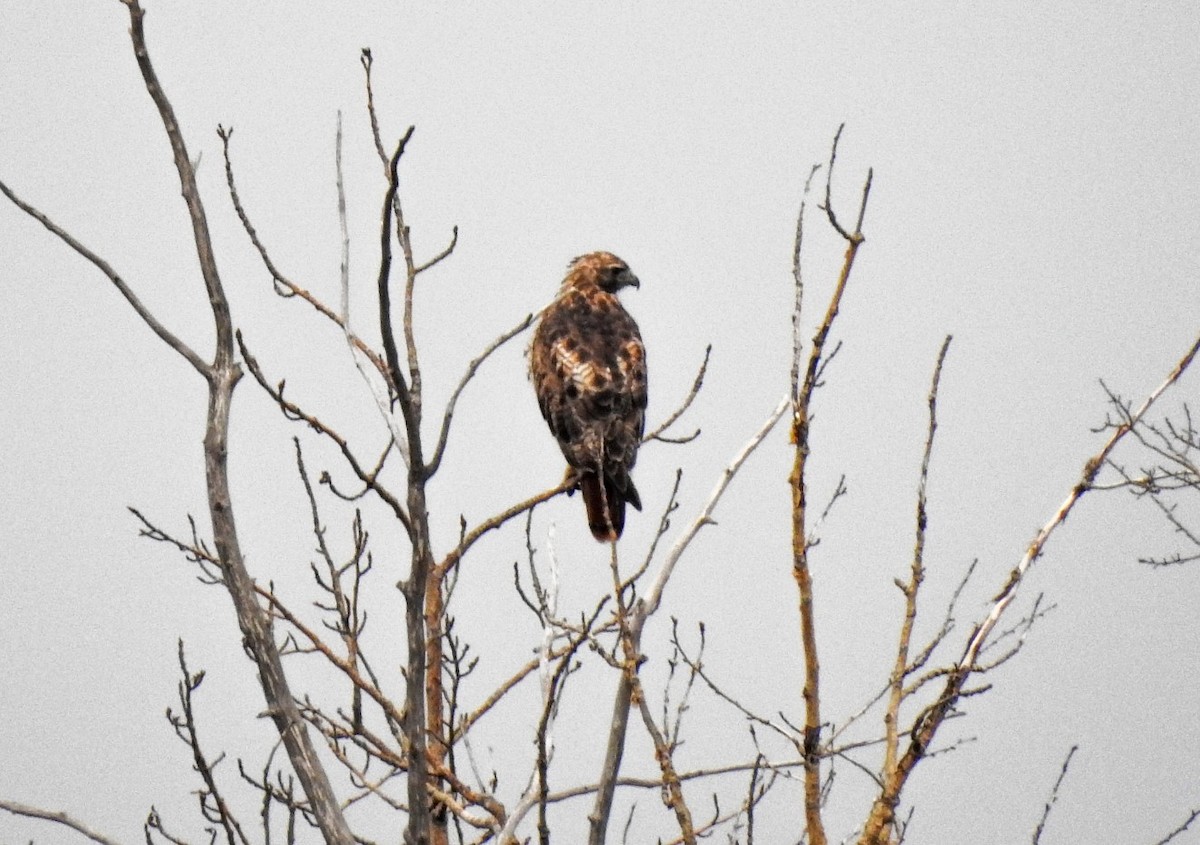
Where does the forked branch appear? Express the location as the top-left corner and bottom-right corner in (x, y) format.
(857, 333), (1200, 844)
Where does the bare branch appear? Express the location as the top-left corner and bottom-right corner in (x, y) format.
(116, 5), (355, 842)
(791, 162), (823, 401)
(1031, 745), (1077, 845)
(858, 333), (1200, 845)
(360, 49), (389, 171)
(791, 131), (873, 845)
(589, 396), (788, 845)
(644, 345), (712, 443)
(635, 690), (696, 844)
(958, 335), (1199, 672)
(333, 114), (412, 472)
(237, 331), (411, 531)
(120, 0), (234, 377)
(168, 641), (251, 845)
(883, 337), (951, 780)
(376, 129), (417, 412)
(644, 396), (789, 618)
(0, 800), (122, 845)
(0, 178), (208, 377)
(1154, 807), (1200, 845)
(254, 584), (407, 733)
(426, 311), (536, 477)
(439, 478), (576, 575)
(415, 225), (459, 275)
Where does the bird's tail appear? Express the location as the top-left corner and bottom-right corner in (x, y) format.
(581, 473), (626, 542)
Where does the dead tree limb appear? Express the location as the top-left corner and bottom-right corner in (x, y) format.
(790, 125), (872, 845)
(857, 333), (1200, 845)
(587, 397), (788, 845)
(0, 4), (358, 842)
(0, 800), (123, 845)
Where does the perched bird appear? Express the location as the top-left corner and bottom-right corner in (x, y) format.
(530, 252), (648, 541)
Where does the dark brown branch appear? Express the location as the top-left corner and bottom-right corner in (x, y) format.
(377, 131), (415, 404)
(237, 330), (411, 531)
(426, 312), (536, 477)
(438, 478), (576, 575)
(168, 641), (250, 845)
(1031, 745), (1077, 845)
(644, 345), (712, 443)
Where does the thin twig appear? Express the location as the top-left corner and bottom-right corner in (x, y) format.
(883, 337), (951, 779)
(426, 312), (536, 476)
(644, 345), (712, 443)
(0, 178), (208, 377)
(1031, 745), (1077, 845)
(237, 331), (411, 530)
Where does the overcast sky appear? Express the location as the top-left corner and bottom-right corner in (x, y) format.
(3, 2), (1199, 843)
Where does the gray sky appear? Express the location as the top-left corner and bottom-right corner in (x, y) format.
(3, 2), (1199, 843)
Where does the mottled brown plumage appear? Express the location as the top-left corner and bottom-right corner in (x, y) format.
(530, 252), (647, 541)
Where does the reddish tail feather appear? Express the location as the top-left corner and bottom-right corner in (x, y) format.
(581, 473), (625, 542)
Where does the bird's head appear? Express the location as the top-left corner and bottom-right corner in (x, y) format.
(568, 251), (640, 294)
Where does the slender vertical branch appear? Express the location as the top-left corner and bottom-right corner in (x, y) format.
(1031, 745), (1077, 845)
(168, 641), (250, 845)
(120, 0), (233, 368)
(790, 126), (872, 845)
(882, 338), (951, 793)
(369, 125), (441, 845)
(634, 693), (696, 843)
(790, 163), (822, 402)
(377, 128), (419, 435)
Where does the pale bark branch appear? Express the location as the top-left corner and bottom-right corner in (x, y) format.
(116, 4), (356, 842)
(0, 800), (123, 845)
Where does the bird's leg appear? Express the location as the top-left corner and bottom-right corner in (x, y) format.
(563, 465), (582, 497)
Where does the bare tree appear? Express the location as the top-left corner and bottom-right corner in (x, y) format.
(2, 4), (1198, 845)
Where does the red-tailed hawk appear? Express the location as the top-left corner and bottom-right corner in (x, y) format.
(531, 252), (647, 541)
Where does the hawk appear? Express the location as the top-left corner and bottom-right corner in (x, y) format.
(530, 252), (648, 541)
